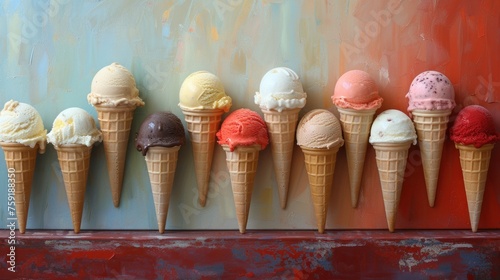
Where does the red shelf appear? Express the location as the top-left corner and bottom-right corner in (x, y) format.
(1, 230), (499, 279)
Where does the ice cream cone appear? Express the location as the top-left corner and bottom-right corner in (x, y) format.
(372, 142), (412, 232)
(261, 108), (300, 209)
(181, 108), (224, 207)
(145, 146), (180, 234)
(222, 144), (261, 234)
(300, 145), (341, 234)
(95, 105), (135, 207)
(412, 109), (451, 207)
(455, 143), (494, 232)
(0, 142), (39, 234)
(54, 144), (92, 234)
(337, 108), (376, 208)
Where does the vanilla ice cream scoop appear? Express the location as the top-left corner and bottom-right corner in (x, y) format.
(0, 100), (47, 151)
(296, 109), (344, 149)
(178, 71), (232, 111)
(87, 62), (145, 107)
(255, 67), (307, 112)
(47, 108), (103, 147)
(369, 110), (417, 145)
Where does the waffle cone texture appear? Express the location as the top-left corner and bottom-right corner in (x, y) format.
(373, 142), (411, 232)
(96, 105), (135, 208)
(412, 109), (451, 207)
(1, 142), (39, 234)
(455, 143), (493, 232)
(261, 108), (300, 209)
(337, 108), (376, 208)
(301, 145), (341, 234)
(222, 144), (261, 234)
(181, 108), (223, 207)
(145, 146), (180, 233)
(55, 144), (92, 233)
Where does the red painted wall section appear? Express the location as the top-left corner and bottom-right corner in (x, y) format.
(0, 230), (499, 279)
(329, 0), (500, 230)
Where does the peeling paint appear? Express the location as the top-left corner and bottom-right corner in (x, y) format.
(6, 231), (500, 278)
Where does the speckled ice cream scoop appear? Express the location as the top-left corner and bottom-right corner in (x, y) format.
(369, 109), (417, 145)
(406, 71), (455, 111)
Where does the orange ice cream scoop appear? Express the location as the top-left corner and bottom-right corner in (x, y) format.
(216, 109), (269, 152)
(332, 70), (383, 110)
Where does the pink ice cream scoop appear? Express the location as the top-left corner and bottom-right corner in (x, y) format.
(332, 70), (383, 110)
(450, 105), (500, 148)
(406, 71), (456, 111)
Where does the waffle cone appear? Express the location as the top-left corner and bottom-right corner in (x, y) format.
(96, 105), (135, 207)
(0, 142), (39, 234)
(55, 144), (92, 234)
(455, 143), (493, 232)
(145, 146), (180, 233)
(372, 142), (412, 232)
(222, 144), (261, 234)
(261, 108), (300, 209)
(412, 109), (451, 207)
(181, 108), (224, 207)
(337, 108), (376, 208)
(300, 145), (341, 234)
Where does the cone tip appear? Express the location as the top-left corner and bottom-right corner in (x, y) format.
(428, 200), (435, 208)
(470, 219), (479, 233)
(351, 196), (359, 208)
(113, 197), (120, 208)
(278, 188), (289, 210)
(157, 221), (166, 233)
(198, 196), (207, 207)
(425, 182), (438, 208)
(280, 200), (287, 209)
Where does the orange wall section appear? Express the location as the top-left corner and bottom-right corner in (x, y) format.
(327, 0), (500, 230)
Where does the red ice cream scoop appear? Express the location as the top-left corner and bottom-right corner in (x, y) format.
(449, 105), (500, 148)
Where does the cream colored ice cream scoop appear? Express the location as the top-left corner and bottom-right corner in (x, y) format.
(0, 100), (47, 151)
(47, 108), (102, 147)
(369, 109), (417, 145)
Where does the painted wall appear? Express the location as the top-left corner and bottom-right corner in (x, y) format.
(0, 0), (499, 231)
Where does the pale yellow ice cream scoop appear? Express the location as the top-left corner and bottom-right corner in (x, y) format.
(178, 71), (232, 111)
(0, 100), (47, 152)
(47, 108), (102, 147)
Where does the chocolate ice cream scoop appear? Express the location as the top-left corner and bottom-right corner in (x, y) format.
(136, 112), (185, 156)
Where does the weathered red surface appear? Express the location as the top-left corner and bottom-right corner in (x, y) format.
(0, 230), (499, 279)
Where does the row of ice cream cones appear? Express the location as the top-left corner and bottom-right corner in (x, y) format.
(2, 105), (494, 235)
(1, 66), (498, 235)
